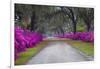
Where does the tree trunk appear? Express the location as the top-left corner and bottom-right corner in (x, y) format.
(31, 11), (36, 31)
(85, 19), (91, 32)
(59, 27), (64, 36)
(86, 22), (91, 32)
(72, 19), (77, 34)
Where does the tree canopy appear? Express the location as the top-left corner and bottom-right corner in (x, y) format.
(15, 4), (94, 35)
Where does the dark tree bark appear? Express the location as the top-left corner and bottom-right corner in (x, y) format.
(85, 21), (91, 32)
(31, 11), (36, 31)
(87, 24), (90, 32)
(68, 8), (77, 34)
(72, 20), (77, 34)
(81, 17), (91, 32)
(59, 27), (64, 36)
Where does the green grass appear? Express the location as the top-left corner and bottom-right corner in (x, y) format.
(15, 40), (49, 65)
(65, 39), (94, 56)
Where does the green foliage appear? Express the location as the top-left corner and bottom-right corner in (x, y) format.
(77, 27), (84, 32)
(76, 19), (86, 32)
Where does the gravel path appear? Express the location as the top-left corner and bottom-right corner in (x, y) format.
(27, 41), (92, 64)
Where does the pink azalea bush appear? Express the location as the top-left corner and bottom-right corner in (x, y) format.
(15, 26), (43, 60)
(56, 32), (94, 43)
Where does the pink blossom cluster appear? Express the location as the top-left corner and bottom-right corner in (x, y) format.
(56, 32), (94, 43)
(15, 26), (43, 60)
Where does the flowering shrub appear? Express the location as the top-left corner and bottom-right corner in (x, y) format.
(56, 32), (94, 43)
(15, 26), (43, 60)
